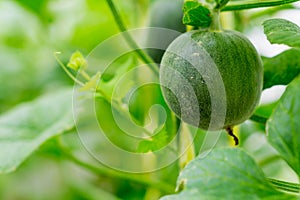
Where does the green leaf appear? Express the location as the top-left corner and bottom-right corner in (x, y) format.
(267, 75), (300, 177)
(67, 51), (88, 71)
(160, 148), (297, 200)
(263, 18), (300, 48)
(182, 1), (212, 27)
(263, 48), (300, 89)
(254, 101), (279, 119)
(0, 88), (74, 173)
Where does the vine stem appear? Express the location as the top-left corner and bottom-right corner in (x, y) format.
(105, 0), (159, 76)
(222, 0), (300, 11)
(54, 52), (85, 87)
(54, 53), (171, 150)
(57, 137), (175, 194)
(101, 0), (178, 153)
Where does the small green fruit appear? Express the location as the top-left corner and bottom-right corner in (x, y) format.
(160, 30), (263, 130)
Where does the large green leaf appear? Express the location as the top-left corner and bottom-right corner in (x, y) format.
(267, 75), (300, 176)
(0, 88), (74, 173)
(263, 48), (300, 89)
(160, 148), (296, 200)
(263, 18), (300, 48)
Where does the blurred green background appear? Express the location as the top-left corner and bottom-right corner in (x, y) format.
(0, 0), (149, 199)
(0, 0), (299, 199)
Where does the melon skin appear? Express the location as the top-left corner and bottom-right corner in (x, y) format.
(160, 30), (263, 130)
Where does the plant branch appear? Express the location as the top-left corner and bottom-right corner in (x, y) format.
(268, 178), (300, 193)
(222, 0), (300, 11)
(105, 0), (159, 76)
(58, 139), (175, 194)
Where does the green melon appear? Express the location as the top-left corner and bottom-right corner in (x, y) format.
(160, 30), (263, 130)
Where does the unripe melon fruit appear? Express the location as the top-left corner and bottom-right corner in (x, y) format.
(160, 30), (263, 130)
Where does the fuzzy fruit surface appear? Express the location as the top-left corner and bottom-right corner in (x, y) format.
(160, 30), (263, 130)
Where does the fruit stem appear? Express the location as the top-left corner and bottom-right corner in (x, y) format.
(209, 9), (222, 32)
(226, 127), (239, 145)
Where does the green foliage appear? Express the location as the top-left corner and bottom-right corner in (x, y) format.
(267, 75), (300, 177)
(137, 125), (169, 153)
(98, 54), (136, 100)
(129, 84), (165, 126)
(263, 18), (300, 48)
(160, 148), (297, 200)
(1, 0), (300, 199)
(263, 48), (300, 89)
(254, 101), (278, 119)
(182, 1), (212, 27)
(0, 88), (74, 173)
